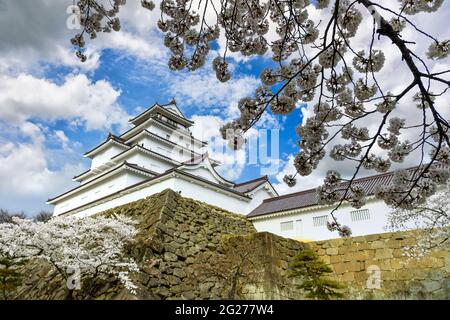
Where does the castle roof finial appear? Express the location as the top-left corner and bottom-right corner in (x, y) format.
(170, 97), (177, 105)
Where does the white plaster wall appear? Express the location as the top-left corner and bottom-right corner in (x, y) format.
(66, 176), (253, 219)
(53, 171), (146, 216)
(91, 145), (127, 169)
(145, 123), (204, 153)
(251, 199), (391, 241)
(125, 152), (173, 173)
(180, 166), (220, 183)
(72, 178), (176, 218)
(172, 178), (250, 214)
(136, 136), (192, 163)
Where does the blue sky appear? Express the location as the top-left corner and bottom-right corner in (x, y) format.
(43, 48), (303, 183)
(0, 0), (448, 216)
(0, 1), (305, 215)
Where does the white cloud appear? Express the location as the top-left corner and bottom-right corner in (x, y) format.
(0, 73), (129, 131)
(0, 120), (87, 215)
(0, 72), (130, 215)
(191, 115), (247, 181)
(0, 0), (166, 74)
(169, 72), (260, 118)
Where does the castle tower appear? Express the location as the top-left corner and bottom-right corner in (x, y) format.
(47, 102), (278, 217)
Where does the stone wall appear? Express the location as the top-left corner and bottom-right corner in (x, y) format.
(13, 190), (449, 300)
(15, 190), (304, 300)
(310, 230), (449, 299)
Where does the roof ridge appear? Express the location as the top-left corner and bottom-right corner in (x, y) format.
(262, 187), (317, 203)
(125, 162), (159, 176)
(234, 175), (268, 187)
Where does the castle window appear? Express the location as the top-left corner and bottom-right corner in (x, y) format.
(179, 149), (183, 157)
(295, 219), (303, 234)
(313, 215), (328, 227)
(280, 221), (293, 232)
(350, 209), (370, 222)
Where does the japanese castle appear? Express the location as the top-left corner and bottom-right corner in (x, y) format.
(48, 101), (278, 218)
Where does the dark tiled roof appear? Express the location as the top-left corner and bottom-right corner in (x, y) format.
(129, 103), (194, 126)
(125, 162), (159, 176)
(233, 176), (269, 193)
(247, 166), (432, 218)
(84, 134), (130, 157)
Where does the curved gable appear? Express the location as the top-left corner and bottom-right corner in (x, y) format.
(179, 154), (233, 186)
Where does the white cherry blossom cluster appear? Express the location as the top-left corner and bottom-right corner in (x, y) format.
(426, 40), (450, 60)
(399, 0), (444, 15)
(283, 174), (297, 187)
(375, 164), (449, 210)
(0, 214), (139, 295)
(386, 186), (449, 256)
(354, 78), (377, 101)
(352, 50), (385, 73)
(317, 170), (342, 205)
(326, 67), (353, 94)
(327, 221), (352, 238)
(336, 0), (362, 38)
(389, 18), (406, 33)
(388, 141), (413, 163)
(213, 57), (231, 82)
(362, 154), (392, 173)
(375, 94), (397, 113)
(71, 0), (128, 62)
(413, 92), (435, 108)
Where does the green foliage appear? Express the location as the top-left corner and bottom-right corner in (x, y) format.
(0, 257), (25, 300)
(289, 249), (344, 300)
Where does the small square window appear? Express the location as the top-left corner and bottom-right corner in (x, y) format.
(313, 215), (328, 227)
(280, 221), (294, 232)
(350, 209), (370, 222)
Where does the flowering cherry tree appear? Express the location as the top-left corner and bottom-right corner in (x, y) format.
(0, 215), (139, 299)
(70, 1), (449, 234)
(386, 187), (449, 256)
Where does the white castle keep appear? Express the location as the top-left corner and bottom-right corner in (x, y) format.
(47, 101), (278, 218)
